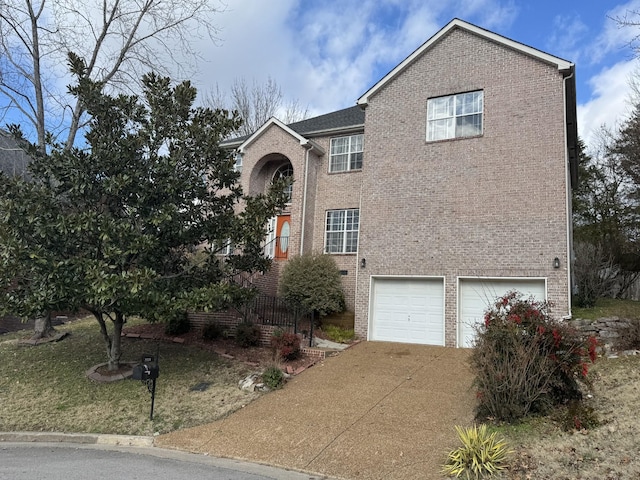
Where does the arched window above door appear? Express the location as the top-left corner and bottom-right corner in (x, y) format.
(273, 163), (293, 204)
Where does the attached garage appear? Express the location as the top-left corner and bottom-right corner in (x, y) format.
(458, 278), (546, 348)
(369, 277), (445, 345)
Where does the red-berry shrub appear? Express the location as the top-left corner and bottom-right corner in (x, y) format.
(471, 291), (597, 422)
(270, 330), (301, 361)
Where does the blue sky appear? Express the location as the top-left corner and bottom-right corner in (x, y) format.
(196, 0), (640, 149)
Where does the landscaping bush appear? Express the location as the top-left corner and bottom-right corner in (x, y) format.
(279, 253), (346, 317)
(164, 310), (191, 336)
(262, 364), (285, 390)
(553, 399), (600, 432)
(235, 322), (261, 348)
(202, 321), (224, 341)
(442, 424), (511, 479)
(270, 330), (301, 361)
(471, 291), (597, 422)
(614, 318), (640, 351)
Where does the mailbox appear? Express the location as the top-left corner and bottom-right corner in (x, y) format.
(132, 354), (159, 380)
(131, 350), (160, 420)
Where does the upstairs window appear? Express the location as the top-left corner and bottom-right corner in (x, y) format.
(427, 91), (483, 141)
(233, 152), (243, 172)
(325, 209), (359, 254)
(330, 134), (363, 172)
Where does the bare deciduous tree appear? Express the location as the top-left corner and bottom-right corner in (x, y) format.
(573, 241), (619, 307)
(0, 0), (224, 151)
(206, 76), (308, 137)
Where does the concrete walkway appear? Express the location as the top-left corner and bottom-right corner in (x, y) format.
(157, 341), (476, 480)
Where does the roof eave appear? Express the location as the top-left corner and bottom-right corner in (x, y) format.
(295, 123), (365, 138)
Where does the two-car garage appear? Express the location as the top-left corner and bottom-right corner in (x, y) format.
(368, 276), (546, 348)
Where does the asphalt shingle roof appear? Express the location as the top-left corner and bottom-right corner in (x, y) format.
(287, 105), (364, 136)
(222, 105), (365, 147)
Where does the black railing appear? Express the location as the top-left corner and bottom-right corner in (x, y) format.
(249, 294), (310, 327)
(236, 294), (315, 346)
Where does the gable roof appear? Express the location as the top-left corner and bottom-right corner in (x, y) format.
(221, 105), (365, 149)
(357, 18), (574, 106)
(236, 117), (325, 154)
(0, 129), (32, 179)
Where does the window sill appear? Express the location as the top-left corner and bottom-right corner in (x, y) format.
(328, 168), (363, 175)
(425, 134), (483, 144)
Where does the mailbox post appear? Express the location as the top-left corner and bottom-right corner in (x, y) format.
(132, 352), (159, 420)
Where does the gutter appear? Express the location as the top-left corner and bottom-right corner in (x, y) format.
(562, 66), (577, 320)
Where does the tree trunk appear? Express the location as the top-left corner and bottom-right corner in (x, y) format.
(30, 311), (56, 340)
(107, 314), (125, 371)
(91, 309), (125, 371)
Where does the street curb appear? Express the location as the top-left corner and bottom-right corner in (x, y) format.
(0, 431), (154, 447)
(0, 432), (335, 479)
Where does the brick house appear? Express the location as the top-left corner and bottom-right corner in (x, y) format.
(223, 18), (578, 348)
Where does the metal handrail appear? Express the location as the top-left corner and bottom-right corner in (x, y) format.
(263, 235), (290, 259)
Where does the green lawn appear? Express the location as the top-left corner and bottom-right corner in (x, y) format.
(572, 297), (640, 321)
(0, 317), (260, 436)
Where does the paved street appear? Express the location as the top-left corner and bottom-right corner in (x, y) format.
(0, 443), (329, 480)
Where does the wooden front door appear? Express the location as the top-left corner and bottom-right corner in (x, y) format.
(275, 215), (290, 260)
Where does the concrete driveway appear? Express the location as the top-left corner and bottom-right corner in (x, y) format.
(157, 341), (476, 480)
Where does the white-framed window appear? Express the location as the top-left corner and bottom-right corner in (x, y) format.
(427, 91), (483, 141)
(233, 152), (243, 172)
(273, 163), (293, 204)
(214, 239), (233, 256)
(329, 134), (363, 172)
(325, 209), (359, 254)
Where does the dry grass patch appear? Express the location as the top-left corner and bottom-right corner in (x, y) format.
(0, 317), (261, 436)
(496, 354), (640, 479)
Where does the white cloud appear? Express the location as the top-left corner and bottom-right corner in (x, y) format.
(546, 14), (589, 63)
(454, 0), (519, 30)
(577, 59), (638, 147)
(586, 0), (640, 64)
(195, 0), (450, 116)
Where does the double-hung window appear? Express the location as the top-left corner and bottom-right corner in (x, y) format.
(427, 91), (483, 141)
(329, 134), (363, 172)
(325, 209), (359, 254)
(215, 239), (233, 256)
(233, 152), (243, 172)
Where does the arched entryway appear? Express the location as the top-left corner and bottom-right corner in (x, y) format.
(261, 159), (293, 260)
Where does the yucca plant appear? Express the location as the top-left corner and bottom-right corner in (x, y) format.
(442, 424), (511, 479)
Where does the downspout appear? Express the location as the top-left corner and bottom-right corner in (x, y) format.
(562, 67), (575, 320)
(300, 144), (311, 256)
(354, 170), (364, 331)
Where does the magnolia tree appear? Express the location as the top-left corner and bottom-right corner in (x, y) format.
(0, 59), (287, 369)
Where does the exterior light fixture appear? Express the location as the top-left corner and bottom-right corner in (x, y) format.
(553, 257), (560, 269)
(360, 258), (366, 268)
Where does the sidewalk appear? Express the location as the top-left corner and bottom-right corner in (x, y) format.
(157, 341), (475, 480)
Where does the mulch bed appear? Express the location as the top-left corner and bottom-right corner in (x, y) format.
(122, 323), (317, 372)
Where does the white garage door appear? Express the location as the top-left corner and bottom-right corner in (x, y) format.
(370, 277), (444, 345)
(458, 279), (546, 348)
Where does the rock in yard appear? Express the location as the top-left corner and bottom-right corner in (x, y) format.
(238, 373), (262, 392)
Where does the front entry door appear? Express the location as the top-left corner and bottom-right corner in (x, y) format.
(275, 215), (290, 260)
